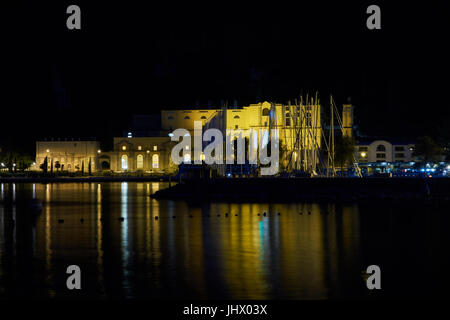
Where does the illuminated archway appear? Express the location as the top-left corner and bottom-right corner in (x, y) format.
(136, 154), (144, 169)
(121, 155), (128, 170)
(152, 154), (159, 168)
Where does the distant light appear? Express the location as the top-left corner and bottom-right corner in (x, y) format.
(32, 162), (36, 166)
(1, 162), (5, 167)
(97, 149), (101, 154)
(13, 163), (16, 167)
(46, 149), (50, 153)
(146, 150), (150, 154)
(168, 133), (174, 137)
(360, 152), (367, 158)
(227, 173), (232, 177)
(447, 165), (450, 170)
(127, 132), (132, 138)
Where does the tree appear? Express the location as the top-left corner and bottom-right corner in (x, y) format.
(81, 160), (84, 174)
(413, 136), (442, 163)
(50, 158), (53, 173)
(40, 156), (48, 173)
(88, 157), (92, 175)
(335, 135), (356, 169)
(55, 161), (61, 171)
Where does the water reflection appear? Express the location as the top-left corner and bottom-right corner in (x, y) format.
(0, 182), (448, 299)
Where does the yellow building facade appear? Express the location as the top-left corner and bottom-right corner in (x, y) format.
(109, 137), (175, 173)
(35, 140), (100, 172)
(162, 101), (322, 173)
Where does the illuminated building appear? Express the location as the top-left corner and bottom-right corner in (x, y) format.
(35, 140), (100, 172)
(355, 139), (415, 163)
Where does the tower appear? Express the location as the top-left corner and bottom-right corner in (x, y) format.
(342, 104), (353, 137)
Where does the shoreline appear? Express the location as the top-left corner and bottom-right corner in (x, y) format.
(0, 176), (172, 183)
(151, 177), (450, 202)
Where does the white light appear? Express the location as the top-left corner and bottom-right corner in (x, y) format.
(127, 132), (132, 138)
(97, 149), (101, 154)
(0, 162), (4, 167)
(168, 133), (174, 137)
(46, 149), (50, 153)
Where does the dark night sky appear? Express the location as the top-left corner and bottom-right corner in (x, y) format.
(1, 2), (449, 154)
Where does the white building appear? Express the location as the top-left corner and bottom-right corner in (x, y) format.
(356, 139), (415, 163)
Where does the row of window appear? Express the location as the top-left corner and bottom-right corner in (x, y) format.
(168, 115), (208, 120)
(359, 145), (408, 152)
(121, 154), (159, 170)
(122, 145), (157, 151)
(376, 153), (405, 158)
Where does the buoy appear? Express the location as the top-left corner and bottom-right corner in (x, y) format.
(58, 219), (64, 224)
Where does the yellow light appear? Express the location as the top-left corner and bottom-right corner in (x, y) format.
(97, 149), (101, 154)
(146, 150), (150, 154)
(46, 149), (50, 153)
(360, 152), (367, 158)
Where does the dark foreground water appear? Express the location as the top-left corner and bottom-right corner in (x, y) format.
(1, 182), (449, 299)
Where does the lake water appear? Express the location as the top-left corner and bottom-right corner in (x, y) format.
(1, 182), (449, 299)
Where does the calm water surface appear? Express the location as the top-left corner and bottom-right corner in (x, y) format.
(0, 182), (449, 299)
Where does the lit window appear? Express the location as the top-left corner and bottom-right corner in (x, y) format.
(234, 115), (240, 119)
(152, 154), (159, 168)
(121, 155), (128, 170)
(201, 116), (207, 119)
(262, 108), (270, 116)
(184, 153), (191, 163)
(122, 146), (126, 151)
(153, 146), (157, 151)
(138, 146), (142, 150)
(136, 154), (144, 169)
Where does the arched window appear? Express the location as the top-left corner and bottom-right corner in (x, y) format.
(376, 145), (386, 152)
(234, 115), (240, 119)
(184, 116), (190, 120)
(201, 116), (207, 119)
(152, 154), (159, 168)
(121, 155), (128, 170)
(136, 154), (144, 169)
(262, 108), (270, 116)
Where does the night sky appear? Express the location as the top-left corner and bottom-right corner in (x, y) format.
(1, 2), (449, 154)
